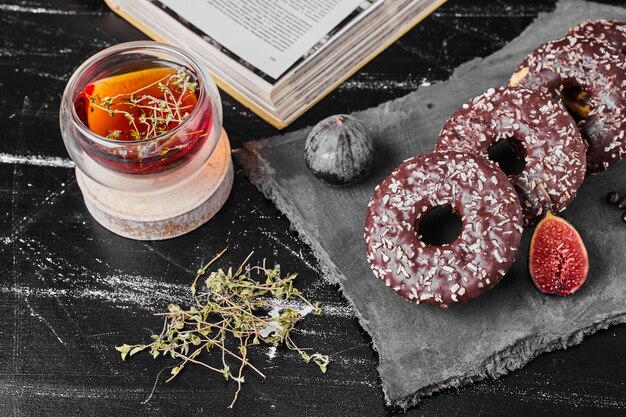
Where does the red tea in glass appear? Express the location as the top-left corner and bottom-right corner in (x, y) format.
(73, 62), (212, 174)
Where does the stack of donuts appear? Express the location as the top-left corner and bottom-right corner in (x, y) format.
(364, 20), (626, 308)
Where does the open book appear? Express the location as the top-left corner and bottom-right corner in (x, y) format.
(105, 0), (445, 129)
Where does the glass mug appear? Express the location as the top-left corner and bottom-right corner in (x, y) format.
(60, 41), (232, 239)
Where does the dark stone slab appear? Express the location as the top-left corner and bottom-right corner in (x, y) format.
(235, 0), (626, 408)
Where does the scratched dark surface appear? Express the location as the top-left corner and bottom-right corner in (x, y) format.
(0, 1), (625, 416)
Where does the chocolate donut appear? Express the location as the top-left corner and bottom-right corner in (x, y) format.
(364, 151), (523, 308)
(510, 35), (626, 174)
(436, 86), (586, 226)
(568, 20), (626, 54)
(562, 21), (626, 120)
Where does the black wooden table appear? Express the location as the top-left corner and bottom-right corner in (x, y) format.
(1, 1), (625, 416)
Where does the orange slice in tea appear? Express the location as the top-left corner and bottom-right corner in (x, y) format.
(83, 67), (198, 140)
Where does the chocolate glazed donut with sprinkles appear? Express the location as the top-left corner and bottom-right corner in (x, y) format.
(436, 86), (586, 226)
(565, 21), (626, 133)
(364, 152), (523, 308)
(568, 20), (626, 54)
(509, 35), (626, 174)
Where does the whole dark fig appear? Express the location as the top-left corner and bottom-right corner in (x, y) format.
(304, 114), (374, 187)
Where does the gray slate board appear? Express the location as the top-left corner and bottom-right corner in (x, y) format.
(234, 0), (626, 409)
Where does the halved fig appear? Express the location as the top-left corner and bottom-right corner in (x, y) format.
(529, 211), (589, 296)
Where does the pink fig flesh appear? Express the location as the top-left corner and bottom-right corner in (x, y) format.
(529, 211), (589, 296)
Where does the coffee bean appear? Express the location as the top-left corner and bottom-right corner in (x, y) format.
(607, 191), (620, 205)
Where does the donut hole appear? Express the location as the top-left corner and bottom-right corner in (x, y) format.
(487, 138), (526, 176)
(417, 205), (463, 246)
(560, 85), (591, 122)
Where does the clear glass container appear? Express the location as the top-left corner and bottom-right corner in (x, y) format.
(60, 41), (223, 194)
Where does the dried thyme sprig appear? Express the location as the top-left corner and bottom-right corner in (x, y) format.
(115, 249), (329, 408)
(86, 67), (198, 141)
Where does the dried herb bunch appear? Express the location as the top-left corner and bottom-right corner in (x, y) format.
(116, 250), (329, 408)
(87, 67), (198, 141)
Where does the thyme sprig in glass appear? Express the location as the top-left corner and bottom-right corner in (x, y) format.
(115, 250), (329, 408)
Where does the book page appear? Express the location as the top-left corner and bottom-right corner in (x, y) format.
(157, 0), (364, 79)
